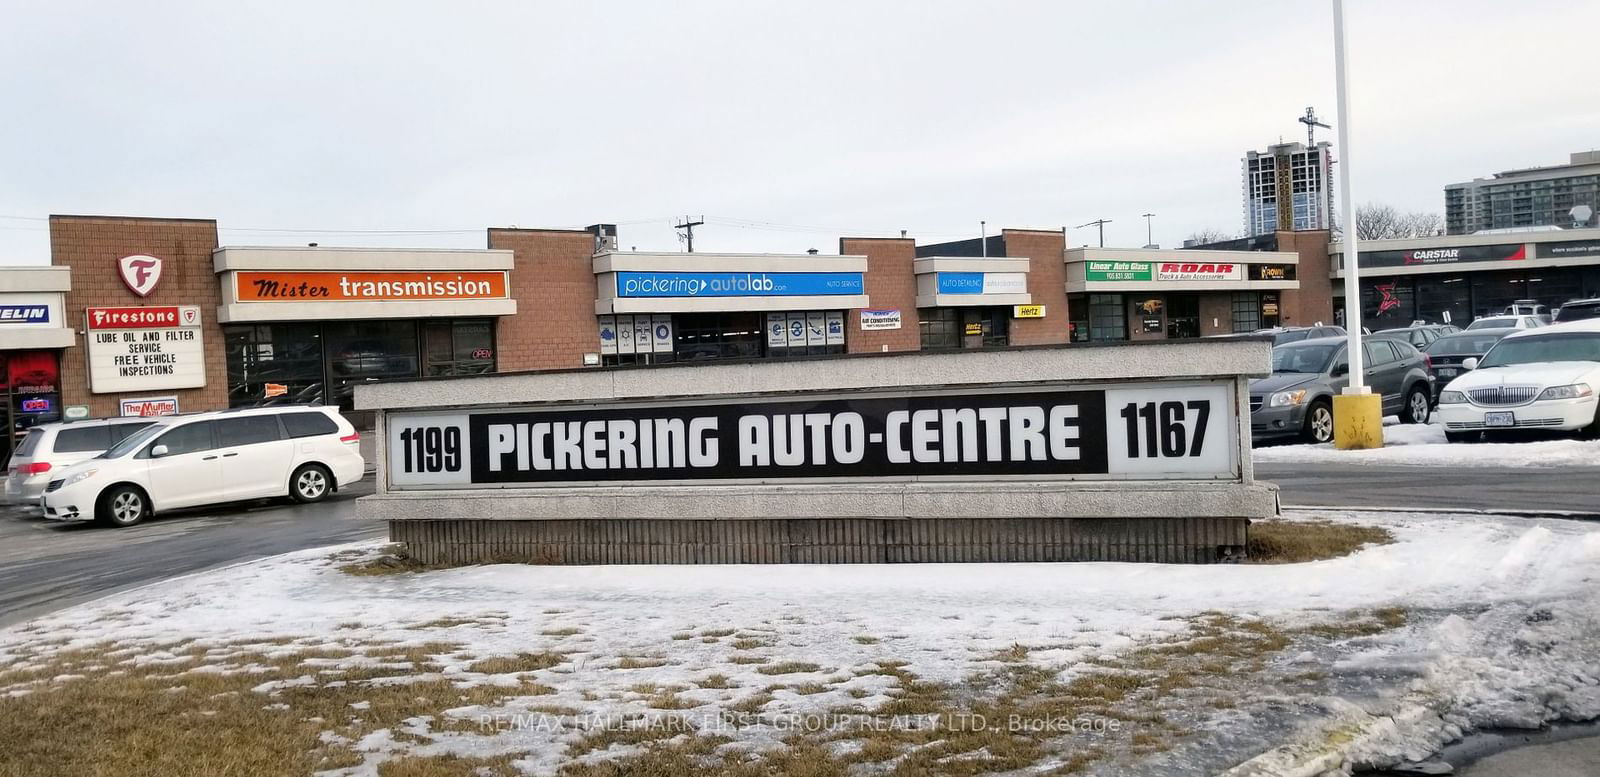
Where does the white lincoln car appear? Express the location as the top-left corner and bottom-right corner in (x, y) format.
(39, 406), (364, 527)
(1437, 319), (1600, 443)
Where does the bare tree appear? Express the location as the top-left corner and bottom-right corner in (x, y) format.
(1352, 203), (1444, 240)
(1185, 228), (1233, 246)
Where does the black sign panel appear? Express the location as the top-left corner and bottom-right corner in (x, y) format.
(1535, 240), (1600, 259)
(1357, 243), (1526, 269)
(460, 392), (1109, 483)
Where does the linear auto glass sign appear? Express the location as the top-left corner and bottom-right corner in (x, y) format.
(384, 381), (1236, 488)
(615, 272), (864, 298)
(1356, 243), (1526, 268)
(1085, 261), (1153, 282)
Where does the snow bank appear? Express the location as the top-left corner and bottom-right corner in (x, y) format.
(1253, 421), (1600, 467)
(3, 509), (1598, 776)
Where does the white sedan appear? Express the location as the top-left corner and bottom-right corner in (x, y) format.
(1437, 319), (1600, 442)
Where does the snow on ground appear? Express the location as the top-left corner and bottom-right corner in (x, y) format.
(1252, 419), (1600, 468)
(3, 510), (1600, 776)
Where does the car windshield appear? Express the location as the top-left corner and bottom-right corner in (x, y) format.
(1272, 343), (1339, 373)
(1427, 333), (1507, 356)
(1477, 333), (1600, 369)
(100, 423), (169, 458)
(1557, 304), (1600, 322)
(1467, 317), (1517, 330)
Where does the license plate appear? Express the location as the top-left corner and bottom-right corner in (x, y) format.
(1436, 367), (1457, 378)
(1484, 411), (1515, 427)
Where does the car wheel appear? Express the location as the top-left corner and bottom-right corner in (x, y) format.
(1302, 400), (1334, 444)
(1444, 431), (1480, 444)
(1400, 385), (1432, 424)
(290, 464), (332, 504)
(98, 485), (149, 528)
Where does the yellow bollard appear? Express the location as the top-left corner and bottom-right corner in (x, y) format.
(1332, 392), (1384, 450)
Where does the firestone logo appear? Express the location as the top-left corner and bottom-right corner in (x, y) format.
(117, 255), (163, 297)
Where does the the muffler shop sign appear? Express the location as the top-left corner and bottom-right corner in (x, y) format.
(85, 305), (206, 393)
(385, 382), (1235, 487)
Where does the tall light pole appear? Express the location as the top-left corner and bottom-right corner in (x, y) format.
(1141, 213), (1155, 248)
(1332, 0), (1380, 448)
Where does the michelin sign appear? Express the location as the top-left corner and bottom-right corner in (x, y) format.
(385, 382), (1235, 488)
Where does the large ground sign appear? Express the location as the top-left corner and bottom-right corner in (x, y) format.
(384, 381), (1235, 488)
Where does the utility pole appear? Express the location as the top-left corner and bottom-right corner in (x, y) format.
(1332, 0), (1379, 448)
(1141, 213), (1155, 247)
(1076, 219), (1112, 248)
(674, 216), (705, 253)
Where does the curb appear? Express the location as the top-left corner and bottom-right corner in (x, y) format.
(1281, 504), (1600, 521)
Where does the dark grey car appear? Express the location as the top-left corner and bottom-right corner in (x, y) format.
(1423, 327), (1515, 400)
(1250, 336), (1436, 443)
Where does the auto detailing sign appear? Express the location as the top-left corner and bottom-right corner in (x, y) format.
(1157, 262), (1242, 282)
(614, 272), (864, 298)
(234, 271), (509, 301)
(934, 272), (1028, 295)
(384, 382), (1235, 487)
(85, 305), (206, 393)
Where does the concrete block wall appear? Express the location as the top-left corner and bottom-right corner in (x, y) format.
(842, 237), (920, 354)
(487, 228), (600, 371)
(51, 215), (228, 417)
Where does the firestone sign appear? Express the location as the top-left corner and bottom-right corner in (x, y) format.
(117, 255), (163, 297)
(85, 305), (206, 393)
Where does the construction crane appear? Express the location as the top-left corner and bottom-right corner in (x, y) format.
(1299, 106), (1330, 146)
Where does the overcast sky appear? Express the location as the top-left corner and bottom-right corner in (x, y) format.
(2, 0), (1597, 264)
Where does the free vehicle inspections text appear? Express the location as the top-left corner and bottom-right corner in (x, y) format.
(383, 383), (1236, 487)
(614, 271), (864, 298)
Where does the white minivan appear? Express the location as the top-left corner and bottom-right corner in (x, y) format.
(40, 406), (364, 527)
(5, 418), (157, 513)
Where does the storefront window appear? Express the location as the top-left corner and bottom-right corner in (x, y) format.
(225, 323), (325, 407)
(919, 308), (961, 350)
(4, 351), (62, 462)
(672, 312), (762, 361)
(424, 319), (496, 377)
(1166, 293), (1200, 339)
(326, 321), (419, 408)
(1067, 294), (1090, 342)
(1088, 294), (1127, 341)
(1470, 272), (1522, 320)
(1416, 276), (1471, 327)
(1230, 292), (1262, 333)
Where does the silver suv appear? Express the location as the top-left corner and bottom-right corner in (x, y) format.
(4, 418), (156, 513)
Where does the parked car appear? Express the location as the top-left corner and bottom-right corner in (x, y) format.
(1466, 315), (1544, 331)
(38, 406), (363, 527)
(1554, 298), (1600, 323)
(1254, 325), (1347, 347)
(4, 418), (156, 513)
(1502, 299), (1553, 323)
(1370, 323), (1460, 350)
(1250, 336), (1435, 443)
(1437, 319), (1600, 442)
(1424, 328), (1516, 399)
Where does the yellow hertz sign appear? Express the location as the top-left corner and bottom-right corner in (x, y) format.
(1013, 304), (1046, 318)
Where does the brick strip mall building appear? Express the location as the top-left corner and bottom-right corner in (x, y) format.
(3, 214), (1346, 459)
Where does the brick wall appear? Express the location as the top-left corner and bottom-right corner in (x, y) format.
(488, 228), (600, 371)
(841, 237), (919, 354)
(1276, 229), (1335, 326)
(51, 215), (228, 416)
(1199, 292), (1234, 336)
(1002, 229), (1070, 345)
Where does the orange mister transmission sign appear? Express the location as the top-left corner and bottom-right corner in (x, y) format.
(235, 271), (508, 302)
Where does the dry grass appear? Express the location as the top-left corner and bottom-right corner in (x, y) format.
(1248, 519), (1394, 563)
(615, 656), (670, 669)
(0, 639), (563, 777)
(465, 652), (565, 674)
(756, 661), (822, 676)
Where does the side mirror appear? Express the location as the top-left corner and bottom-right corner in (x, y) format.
(1330, 363), (1348, 377)
(1462, 357), (1479, 371)
(150, 444), (170, 458)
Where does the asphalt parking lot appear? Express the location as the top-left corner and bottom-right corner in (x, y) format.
(0, 480), (378, 629)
